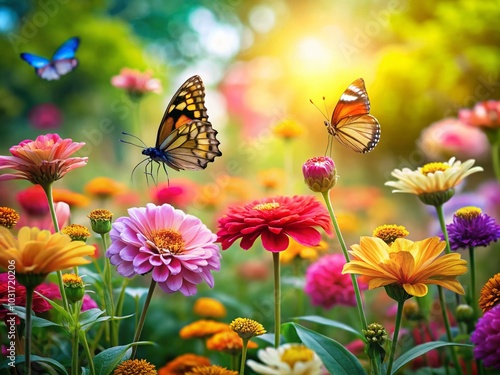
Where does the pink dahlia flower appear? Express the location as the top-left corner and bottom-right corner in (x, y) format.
(111, 68), (162, 98)
(217, 195), (332, 252)
(106, 203), (221, 296)
(304, 253), (365, 309)
(0, 133), (87, 186)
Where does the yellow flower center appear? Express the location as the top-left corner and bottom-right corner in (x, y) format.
(253, 202), (280, 211)
(229, 317), (266, 338)
(152, 229), (185, 255)
(88, 209), (113, 221)
(280, 345), (314, 367)
(455, 206), (482, 220)
(113, 359), (157, 375)
(62, 224), (91, 241)
(373, 224), (409, 244)
(0, 207), (20, 229)
(420, 162), (451, 175)
(62, 273), (84, 287)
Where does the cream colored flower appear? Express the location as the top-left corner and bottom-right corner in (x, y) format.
(385, 157), (483, 195)
(247, 343), (322, 375)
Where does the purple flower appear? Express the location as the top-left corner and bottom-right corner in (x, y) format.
(304, 253), (365, 309)
(106, 203), (221, 296)
(471, 305), (500, 370)
(442, 207), (500, 250)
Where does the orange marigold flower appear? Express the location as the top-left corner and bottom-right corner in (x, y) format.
(158, 354), (210, 375)
(229, 317), (266, 339)
(85, 176), (126, 199)
(206, 330), (258, 354)
(186, 366), (237, 375)
(193, 297), (227, 319)
(0, 207), (20, 229)
(114, 359), (156, 374)
(61, 224), (91, 242)
(180, 320), (231, 339)
(479, 273), (500, 313)
(53, 188), (90, 208)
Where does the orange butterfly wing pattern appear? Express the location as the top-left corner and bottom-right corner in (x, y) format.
(326, 78), (381, 153)
(141, 75), (222, 173)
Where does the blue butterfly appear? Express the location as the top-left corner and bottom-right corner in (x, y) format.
(20, 37), (80, 80)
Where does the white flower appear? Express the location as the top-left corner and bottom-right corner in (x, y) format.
(385, 157), (483, 195)
(247, 343), (322, 375)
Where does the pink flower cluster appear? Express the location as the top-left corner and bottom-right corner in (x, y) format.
(111, 68), (162, 97)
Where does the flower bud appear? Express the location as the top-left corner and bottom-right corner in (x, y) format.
(456, 304), (475, 323)
(302, 156), (337, 193)
(88, 209), (113, 234)
(62, 274), (85, 304)
(362, 322), (388, 345)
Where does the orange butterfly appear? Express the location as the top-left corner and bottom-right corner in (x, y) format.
(322, 78), (381, 153)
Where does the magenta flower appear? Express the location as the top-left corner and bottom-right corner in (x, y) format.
(28, 103), (62, 129)
(150, 178), (198, 210)
(302, 156), (338, 193)
(217, 195), (332, 252)
(111, 68), (162, 98)
(471, 305), (500, 369)
(0, 133), (87, 186)
(106, 203), (221, 296)
(304, 253), (366, 309)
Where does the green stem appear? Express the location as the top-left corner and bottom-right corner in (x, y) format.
(435, 204), (451, 254)
(272, 252), (281, 348)
(491, 139), (500, 182)
(100, 233), (116, 346)
(468, 246), (478, 319)
(24, 287), (34, 375)
(80, 331), (96, 375)
(71, 304), (80, 375)
(239, 339), (249, 375)
(131, 278), (156, 359)
(386, 299), (404, 375)
(113, 278), (130, 345)
(41, 183), (69, 312)
(321, 191), (368, 330)
(438, 286), (461, 374)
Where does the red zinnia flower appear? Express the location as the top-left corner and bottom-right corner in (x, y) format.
(217, 195), (331, 252)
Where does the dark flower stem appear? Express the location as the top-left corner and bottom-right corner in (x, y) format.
(321, 191), (367, 330)
(272, 252), (281, 348)
(41, 182), (69, 312)
(468, 246), (478, 319)
(386, 299), (404, 375)
(24, 286), (34, 375)
(131, 278), (156, 359)
(239, 338), (249, 375)
(435, 205), (462, 375)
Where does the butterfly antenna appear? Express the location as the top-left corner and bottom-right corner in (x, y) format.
(309, 98), (329, 122)
(121, 132), (148, 147)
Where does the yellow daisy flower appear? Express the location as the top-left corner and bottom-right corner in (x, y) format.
(342, 236), (467, 298)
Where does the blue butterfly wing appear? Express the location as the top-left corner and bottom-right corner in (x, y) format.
(52, 37), (80, 60)
(20, 53), (50, 68)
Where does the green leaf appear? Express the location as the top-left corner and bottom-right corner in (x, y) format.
(294, 315), (365, 339)
(283, 323), (367, 375)
(8, 306), (62, 328)
(0, 355), (68, 374)
(93, 342), (154, 375)
(391, 341), (473, 374)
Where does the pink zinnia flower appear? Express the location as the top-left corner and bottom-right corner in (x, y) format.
(418, 118), (489, 160)
(28, 103), (62, 129)
(304, 253), (365, 309)
(106, 203), (221, 296)
(111, 68), (162, 98)
(217, 195), (332, 252)
(459, 100), (500, 129)
(0, 133), (88, 186)
(16, 185), (49, 217)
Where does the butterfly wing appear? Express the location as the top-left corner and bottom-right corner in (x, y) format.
(158, 120), (222, 171)
(156, 75), (208, 148)
(20, 53), (50, 68)
(52, 37), (80, 60)
(328, 78), (380, 153)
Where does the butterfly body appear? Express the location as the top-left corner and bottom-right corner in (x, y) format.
(324, 78), (380, 153)
(20, 37), (79, 80)
(128, 75), (221, 180)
